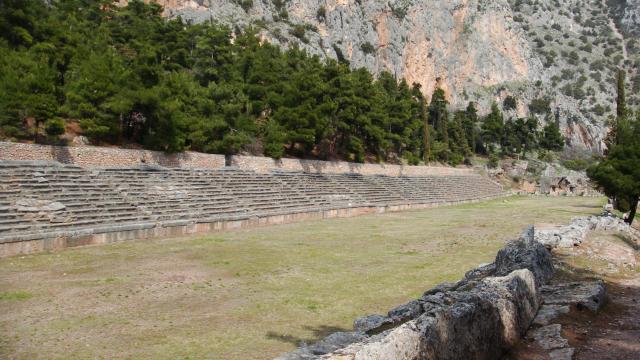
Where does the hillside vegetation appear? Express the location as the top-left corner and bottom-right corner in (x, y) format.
(0, 0), (574, 165)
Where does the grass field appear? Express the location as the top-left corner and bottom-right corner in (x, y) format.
(0, 196), (605, 359)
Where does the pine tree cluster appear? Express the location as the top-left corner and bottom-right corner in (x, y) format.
(0, 0), (565, 164)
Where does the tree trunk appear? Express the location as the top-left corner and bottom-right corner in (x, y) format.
(626, 198), (638, 225)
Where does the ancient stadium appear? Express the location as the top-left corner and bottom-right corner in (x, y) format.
(2, 0), (640, 359)
(0, 141), (637, 359)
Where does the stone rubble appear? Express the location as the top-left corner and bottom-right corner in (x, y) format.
(541, 281), (607, 312)
(535, 215), (640, 248)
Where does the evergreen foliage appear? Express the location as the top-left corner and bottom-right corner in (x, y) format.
(589, 70), (639, 224)
(0, 0), (569, 165)
(539, 121), (565, 151)
(587, 112), (640, 224)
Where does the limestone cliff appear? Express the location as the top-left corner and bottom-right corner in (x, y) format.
(136, 0), (639, 151)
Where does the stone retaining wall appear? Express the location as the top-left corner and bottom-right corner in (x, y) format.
(0, 141), (226, 169)
(230, 155), (474, 176)
(0, 142), (474, 176)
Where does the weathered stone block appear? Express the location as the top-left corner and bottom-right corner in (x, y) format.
(495, 226), (554, 287)
(540, 280), (607, 312)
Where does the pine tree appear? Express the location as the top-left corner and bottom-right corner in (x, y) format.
(428, 88), (449, 161)
(462, 102), (478, 152)
(588, 112), (640, 224)
(449, 111), (471, 164)
(481, 103), (504, 151)
(539, 121), (564, 151)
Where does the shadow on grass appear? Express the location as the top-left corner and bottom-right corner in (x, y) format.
(266, 325), (350, 347)
(553, 253), (608, 283)
(571, 203), (605, 209)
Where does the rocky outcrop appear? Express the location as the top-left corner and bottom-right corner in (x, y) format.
(130, 0), (640, 150)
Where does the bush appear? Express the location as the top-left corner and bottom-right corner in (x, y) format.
(503, 95), (517, 111)
(360, 42), (375, 54)
(562, 159), (590, 171)
(560, 148), (598, 171)
(538, 150), (554, 162)
(487, 152), (499, 169)
(234, 0), (253, 12)
(44, 118), (65, 137)
(289, 24), (308, 43)
(316, 5), (326, 21)
(529, 98), (551, 114)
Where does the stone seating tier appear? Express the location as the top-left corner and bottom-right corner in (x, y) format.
(0, 162), (505, 244)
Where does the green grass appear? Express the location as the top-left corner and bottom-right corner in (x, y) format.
(0, 196), (604, 359)
(0, 291), (33, 301)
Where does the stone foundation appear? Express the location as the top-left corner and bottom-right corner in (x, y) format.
(229, 155), (473, 176)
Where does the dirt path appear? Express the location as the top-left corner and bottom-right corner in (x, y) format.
(569, 279), (640, 359)
(567, 229), (640, 359)
(509, 229), (640, 359)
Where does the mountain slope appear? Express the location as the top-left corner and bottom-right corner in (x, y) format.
(140, 0), (638, 151)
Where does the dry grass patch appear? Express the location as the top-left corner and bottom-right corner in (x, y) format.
(0, 196), (604, 359)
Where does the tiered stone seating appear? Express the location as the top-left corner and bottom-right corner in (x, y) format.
(0, 161), (504, 246)
(0, 161), (149, 241)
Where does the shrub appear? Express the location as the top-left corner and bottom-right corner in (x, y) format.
(45, 118), (65, 137)
(529, 98), (551, 114)
(289, 24), (308, 43)
(234, 0), (253, 12)
(538, 150), (554, 162)
(487, 152), (499, 169)
(562, 159), (590, 171)
(360, 42), (375, 54)
(316, 5), (326, 21)
(503, 95), (517, 111)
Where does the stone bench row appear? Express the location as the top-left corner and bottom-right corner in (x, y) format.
(0, 163), (504, 242)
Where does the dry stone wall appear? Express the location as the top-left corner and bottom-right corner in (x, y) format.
(280, 217), (633, 360)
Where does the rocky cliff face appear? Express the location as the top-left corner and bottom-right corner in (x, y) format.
(139, 0), (639, 151)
